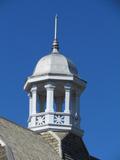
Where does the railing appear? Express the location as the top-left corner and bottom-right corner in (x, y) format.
(28, 112), (71, 128)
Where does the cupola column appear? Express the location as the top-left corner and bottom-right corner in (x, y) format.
(29, 85), (37, 127)
(45, 83), (55, 112)
(31, 85), (37, 115)
(28, 93), (32, 117)
(64, 85), (71, 113)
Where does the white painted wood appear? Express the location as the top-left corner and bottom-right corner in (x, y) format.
(45, 83), (55, 112)
(64, 85), (71, 113)
(28, 93), (32, 117)
(30, 86), (37, 126)
(31, 86), (37, 114)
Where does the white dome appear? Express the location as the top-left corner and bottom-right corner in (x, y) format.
(32, 52), (78, 77)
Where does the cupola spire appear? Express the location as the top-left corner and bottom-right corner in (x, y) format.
(52, 14), (59, 52)
(54, 14), (58, 40)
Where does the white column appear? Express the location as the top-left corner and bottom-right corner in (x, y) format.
(44, 83), (55, 112)
(31, 85), (37, 114)
(64, 85), (71, 113)
(29, 85), (37, 127)
(44, 83), (55, 124)
(28, 93), (32, 116)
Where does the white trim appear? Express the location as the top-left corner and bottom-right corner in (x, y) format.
(0, 139), (6, 147)
(28, 112), (71, 123)
(24, 75), (74, 90)
(29, 125), (84, 137)
(29, 124), (72, 130)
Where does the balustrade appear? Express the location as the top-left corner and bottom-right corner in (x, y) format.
(28, 112), (71, 127)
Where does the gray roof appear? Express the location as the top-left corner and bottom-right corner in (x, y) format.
(0, 118), (60, 160)
(32, 52), (78, 77)
(0, 118), (99, 160)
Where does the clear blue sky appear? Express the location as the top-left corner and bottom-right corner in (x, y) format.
(0, 0), (120, 159)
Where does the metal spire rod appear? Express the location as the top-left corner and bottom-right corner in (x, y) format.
(54, 14), (58, 40)
(52, 14), (59, 52)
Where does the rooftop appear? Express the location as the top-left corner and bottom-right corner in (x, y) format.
(0, 118), (99, 160)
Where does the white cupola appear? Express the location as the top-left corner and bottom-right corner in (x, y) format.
(24, 15), (86, 135)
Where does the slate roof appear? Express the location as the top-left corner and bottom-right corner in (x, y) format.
(0, 118), (60, 160)
(0, 118), (99, 160)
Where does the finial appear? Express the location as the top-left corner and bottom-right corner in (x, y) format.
(54, 14), (58, 40)
(52, 14), (59, 53)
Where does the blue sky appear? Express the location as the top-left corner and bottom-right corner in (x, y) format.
(0, 0), (120, 159)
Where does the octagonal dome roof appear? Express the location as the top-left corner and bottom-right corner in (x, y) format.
(32, 15), (79, 78)
(32, 50), (78, 77)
